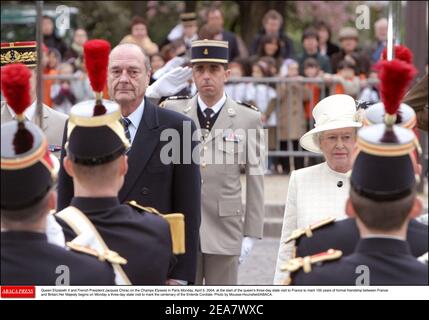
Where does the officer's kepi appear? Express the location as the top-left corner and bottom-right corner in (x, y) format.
(191, 39), (229, 64)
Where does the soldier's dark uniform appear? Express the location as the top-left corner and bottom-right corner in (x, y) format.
(0, 63), (114, 285)
(57, 198), (176, 285)
(294, 238), (428, 285)
(294, 218), (428, 259)
(55, 97), (176, 285)
(1, 231), (114, 285)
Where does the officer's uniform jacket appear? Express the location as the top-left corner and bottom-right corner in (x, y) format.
(295, 218), (429, 259)
(163, 94), (265, 255)
(1, 231), (115, 285)
(1, 101), (67, 156)
(56, 197), (176, 285)
(291, 238), (429, 285)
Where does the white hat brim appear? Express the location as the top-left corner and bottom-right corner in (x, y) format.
(299, 120), (362, 154)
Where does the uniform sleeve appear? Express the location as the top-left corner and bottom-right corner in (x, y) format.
(273, 171), (298, 284)
(243, 112), (265, 238)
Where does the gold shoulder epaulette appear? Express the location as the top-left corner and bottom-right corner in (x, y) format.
(67, 242), (127, 265)
(237, 101), (259, 112)
(127, 200), (162, 216)
(281, 249), (342, 274)
(284, 216), (335, 244)
(127, 200), (186, 255)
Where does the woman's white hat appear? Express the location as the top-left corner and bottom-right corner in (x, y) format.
(299, 94), (362, 154)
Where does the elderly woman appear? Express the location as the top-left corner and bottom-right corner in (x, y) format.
(273, 94), (362, 284)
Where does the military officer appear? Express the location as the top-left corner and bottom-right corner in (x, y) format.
(1, 41), (68, 157)
(162, 39), (266, 285)
(285, 102), (428, 262)
(55, 39), (176, 285)
(1, 63), (114, 285)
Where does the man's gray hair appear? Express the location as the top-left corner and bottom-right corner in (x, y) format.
(312, 132), (322, 149)
(110, 43), (151, 72)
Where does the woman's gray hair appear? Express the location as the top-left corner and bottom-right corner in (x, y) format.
(312, 132), (322, 149)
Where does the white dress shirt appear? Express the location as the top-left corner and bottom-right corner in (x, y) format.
(273, 161), (350, 284)
(197, 93), (226, 117)
(7, 100), (36, 120)
(124, 99), (145, 144)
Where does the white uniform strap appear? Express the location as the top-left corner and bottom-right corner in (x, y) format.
(56, 206), (131, 285)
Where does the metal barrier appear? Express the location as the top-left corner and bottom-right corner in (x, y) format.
(226, 77), (428, 179)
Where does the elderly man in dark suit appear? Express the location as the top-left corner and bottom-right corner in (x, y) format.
(57, 43), (201, 285)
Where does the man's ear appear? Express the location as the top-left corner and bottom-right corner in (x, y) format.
(345, 198), (356, 218)
(409, 197), (423, 220)
(224, 67), (231, 82)
(119, 155), (128, 177)
(48, 190), (57, 211)
(63, 156), (74, 178)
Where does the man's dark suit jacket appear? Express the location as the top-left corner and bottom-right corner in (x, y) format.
(57, 98), (201, 283)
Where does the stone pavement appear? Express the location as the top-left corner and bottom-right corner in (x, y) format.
(237, 237), (279, 285)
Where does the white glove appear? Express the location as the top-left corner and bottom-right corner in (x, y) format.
(239, 236), (257, 265)
(152, 56), (187, 80)
(418, 252), (428, 265)
(167, 23), (184, 42)
(146, 66), (192, 99)
(46, 214), (66, 247)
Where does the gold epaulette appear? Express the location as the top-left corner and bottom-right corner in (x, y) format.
(127, 200), (186, 255)
(237, 101), (259, 112)
(284, 217), (335, 244)
(67, 242), (127, 265)
(127, 200), (162, 216)
(282, 248), (342, 275)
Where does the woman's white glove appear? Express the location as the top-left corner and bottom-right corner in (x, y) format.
(152, 56), (188, 80)
(239, 237), (257, 264)
(146, 66), (192, 99)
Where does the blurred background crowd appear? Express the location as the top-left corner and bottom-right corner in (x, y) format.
(1, 1), (427, 174)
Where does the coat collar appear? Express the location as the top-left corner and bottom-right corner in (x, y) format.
(355, 238), (411, 256)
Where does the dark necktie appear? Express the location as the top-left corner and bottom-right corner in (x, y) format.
(203, 108), (215, 131)
(121, 117), (132, 144)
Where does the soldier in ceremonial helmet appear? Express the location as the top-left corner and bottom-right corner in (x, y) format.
(1, 63), (114, 285)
